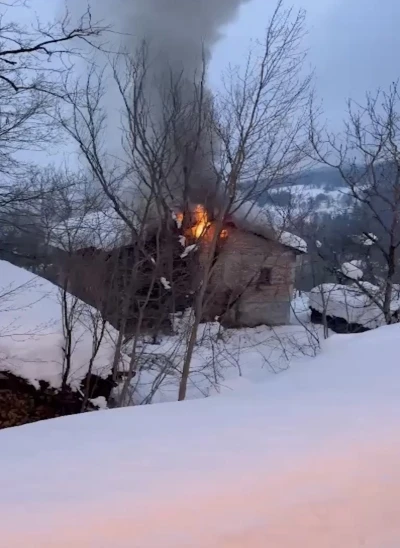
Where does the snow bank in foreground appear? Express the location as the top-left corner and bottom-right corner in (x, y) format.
(1, 324), (400, 546)
(0, 261), (124, 389)
(309, 282), (400, 329)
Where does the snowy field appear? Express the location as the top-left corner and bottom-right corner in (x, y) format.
(1, 323), (400, 546)
(0, 260), (320, 403)
(129, 295), (318, 404)
(268, 184), (353, 218)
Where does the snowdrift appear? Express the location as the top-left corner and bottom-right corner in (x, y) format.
(129, 317), (321, 404)
(1, 324), (400, 546)
(0, 260), (125, 390)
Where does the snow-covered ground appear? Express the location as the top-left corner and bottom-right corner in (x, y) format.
(1, 323), (400, 546)
(0, 260), (321, 403)
(121, 294), (318, 404)
(0, 260), (126, 389)
(130, 319), (320, 404)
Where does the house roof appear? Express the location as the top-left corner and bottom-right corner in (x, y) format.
(229, 200), (307, 254)
(50, 200), (307, 255)
(49, 211), (131, 252)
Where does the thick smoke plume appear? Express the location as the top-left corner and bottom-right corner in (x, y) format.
(67, 0), (250, 212)
(77, 0), (250, 77)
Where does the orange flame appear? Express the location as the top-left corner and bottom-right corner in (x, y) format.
(175, 212), (184, 227)
(176, 205), (228, 241)
(190, 205), (210, 239)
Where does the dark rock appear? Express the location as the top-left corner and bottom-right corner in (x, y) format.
(0, 372), (106, 431)
(80, 373), (117, 401)
(310, 307), (370, 334)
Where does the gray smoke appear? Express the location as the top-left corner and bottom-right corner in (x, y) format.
(83, 0), (250, 77)
(67, 0), (250, 212)
(126, 0), (252, 211)
(126, 1), (248, 74)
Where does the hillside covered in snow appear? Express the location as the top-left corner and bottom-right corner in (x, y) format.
(0, 260), (320, 408)
(1, 323), (400, 546)
(0, 260), (126, 391)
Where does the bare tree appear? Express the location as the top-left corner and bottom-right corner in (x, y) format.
(177, 0), (312, 400)
(0, 3), (106, 174)
(0, 0), (108, 271)
(310, 83), (400, 324)
(0, 2), (108, 275)
(56, 0), (312, 404)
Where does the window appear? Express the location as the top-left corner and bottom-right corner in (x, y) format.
(257, 267), (272, 287)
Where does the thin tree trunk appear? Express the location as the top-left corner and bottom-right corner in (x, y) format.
(383, 244), (396, 324)
(178, 218), (224, 401)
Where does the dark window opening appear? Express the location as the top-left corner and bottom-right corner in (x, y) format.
(257, 267), (272, 287)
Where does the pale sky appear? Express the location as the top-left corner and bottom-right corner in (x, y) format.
(19, 0), (400, 153)
(211, 0), (400, 127)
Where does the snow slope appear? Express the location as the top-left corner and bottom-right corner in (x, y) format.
(0, 260), (125, 389)
(128, 306), (321, 404)
(1, 324), (400, 547)
(0, 259), (321, 402)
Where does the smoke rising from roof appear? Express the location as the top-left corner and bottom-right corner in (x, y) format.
(67, 0), (249, 116)
(120, 0), (251, 143)
(67, 0), (250, 214)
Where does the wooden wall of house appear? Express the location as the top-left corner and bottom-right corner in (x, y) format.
(205, 226), (298, 327)
(53, 231), (198, 335)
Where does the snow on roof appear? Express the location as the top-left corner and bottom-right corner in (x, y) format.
(50, 200), (307, 255)
(278, 230), (307, 253)
(353, 233), (378, 246)
(0, 260), (127, 390)
(341, 261), (363, 281)
(50, 210), (131, 251)
(310, 282), (400, 329)
(1, 323), (400, 545)
(231, 199), (307, 253)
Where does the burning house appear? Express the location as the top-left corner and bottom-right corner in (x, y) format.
(51, 0), (308, 331)
(180, 203), (307, 327)
(46, 200), (306, 332)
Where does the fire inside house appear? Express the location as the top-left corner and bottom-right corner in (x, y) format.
(178, 205), (228, 242)
(48, 203), (306, 332)
(176, 205), (211, 240)
(178, 204), (306, 327)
